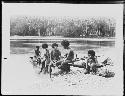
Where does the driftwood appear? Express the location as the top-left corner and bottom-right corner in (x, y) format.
(67, 57), (111, 68)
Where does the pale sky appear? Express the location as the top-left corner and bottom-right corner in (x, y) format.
(2, 3), (123, 18)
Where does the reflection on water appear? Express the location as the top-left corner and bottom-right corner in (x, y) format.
(10, 39), (115, 55)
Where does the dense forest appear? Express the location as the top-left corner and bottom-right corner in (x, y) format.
(10, 16), (116, 38)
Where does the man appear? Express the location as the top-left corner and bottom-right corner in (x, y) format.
(57, 40), (74, 73)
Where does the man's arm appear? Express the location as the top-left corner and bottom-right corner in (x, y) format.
(50, 51), (53, 61)
(66, 50), (74, 60)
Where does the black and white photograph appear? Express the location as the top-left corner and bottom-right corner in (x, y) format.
(2, 3), (123, 95)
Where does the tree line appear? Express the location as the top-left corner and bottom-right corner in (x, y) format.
(10, 16), (116, 38)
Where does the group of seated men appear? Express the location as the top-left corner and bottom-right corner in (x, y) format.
(32, 40), (98, 75)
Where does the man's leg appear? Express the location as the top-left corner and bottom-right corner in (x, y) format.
(39, 60), (45, 73)
(84, 65), (90, 74)
(60, 60), (71, 72)
(56, 60), (62, 67)
(48, 64), (53, 78)
(46, 65), (49, 74)
(91, 64), (97, 74)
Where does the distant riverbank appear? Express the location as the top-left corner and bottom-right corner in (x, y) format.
(10, 36), (115, 41)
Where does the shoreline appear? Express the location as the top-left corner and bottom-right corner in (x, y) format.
(10, 36), (115, 41)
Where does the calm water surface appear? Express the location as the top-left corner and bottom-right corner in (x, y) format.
(10, 39), (115, 55)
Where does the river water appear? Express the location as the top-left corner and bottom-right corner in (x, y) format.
(10, 38), (115, 57)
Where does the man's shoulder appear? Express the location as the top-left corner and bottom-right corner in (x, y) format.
(51, 49), (54, 52)
(46, 49), (50, 53)
(70, 49), (73, 51)
(54, 49), (61, 52)
(56, 49), (61, 52)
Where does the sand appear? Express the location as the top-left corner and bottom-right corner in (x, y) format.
(1, 48), (123, 95)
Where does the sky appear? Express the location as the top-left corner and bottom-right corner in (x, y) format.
(2, 3), (123, 18)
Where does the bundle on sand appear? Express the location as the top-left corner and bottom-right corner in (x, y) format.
(96, 66), (115, 78)
(92, 57), (115, 78)
(73, 57), (115, 78)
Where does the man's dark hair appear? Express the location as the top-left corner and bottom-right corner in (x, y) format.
(52, 43), (58, 48)
(36, 46), (40, 49)
(88, 50), (95, 57)
(30, 57), (33, 59)
(61, 40), (70, 48)
(42, 43), (48, 49)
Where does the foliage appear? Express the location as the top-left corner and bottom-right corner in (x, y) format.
(10, 16), (116, 38)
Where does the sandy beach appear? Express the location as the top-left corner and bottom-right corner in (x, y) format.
(1, 47), (123, 95)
